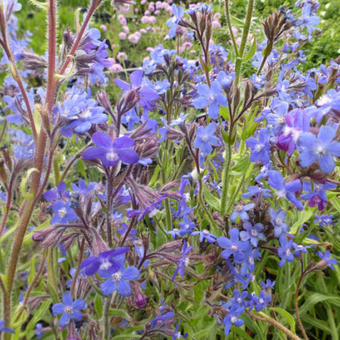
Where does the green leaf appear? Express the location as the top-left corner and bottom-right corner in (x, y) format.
(330, 196), (340, 213)
(23, 300), (51, 335)
(109, 308), (131, 321)
(203, 186), (220, 211)
(299, 293), (340, 316)
(243, 36), (257, 62)
(232, 326), (254, 340)
(269, 307), (296, 334)
(95, 294), (103, 318)
(290, 207), (314, 234)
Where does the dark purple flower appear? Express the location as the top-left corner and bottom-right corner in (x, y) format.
(81, 248), (129, 276)
(83, 132), (139, 167)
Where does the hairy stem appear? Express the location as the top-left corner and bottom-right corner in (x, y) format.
(294, 272), (309, 340)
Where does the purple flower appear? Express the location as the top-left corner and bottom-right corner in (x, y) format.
(44, 181), (69, 202)
(250, 290), (272, 312)
(50, 201), (78, 224)
(314, 214), (333, 227)
(192, 229), (216, 243)
(268, 170), (303, 210)
(52, 292), (86, 327)
(246, 128), (271, 164)
(83, 132), (139, 167)
(81, 248), (129, 276)
(242, 185), (272, 199)
(193, 81), (227, 119)
(193, 122), (221, 155)
(298, 125), (340, 174)
(100, 265), (140, 297)
(301, 181), (336, 210)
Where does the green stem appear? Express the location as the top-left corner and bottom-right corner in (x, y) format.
(220, 141), (232, 215)
(234, 0), (254, 88)
(251, 311), (302, 340)
(224, 0), (239, 57)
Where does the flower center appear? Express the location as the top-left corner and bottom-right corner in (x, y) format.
(254, 144), (263, 152)
(106, 151), (118, 162)
(65, 306), (73, 314)
(259, 298), (264, 304)
(275, 218), (282, 226)
(231, 316), (238, 323)
(251, 229), (258, 237)
(58, 207), (67, 217)
(316, 145), (326, 156)
(79, 109), (91, 119)
(230, 244), (238, 251)
(112, 271), (122, 281)
(100, 260), (111, 271)
(201, 134), (209, 142)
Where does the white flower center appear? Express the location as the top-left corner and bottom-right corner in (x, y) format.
(106, 151), (118, 162)
(99, 260), (111, 271)
(316, 145), (326, 156)
(254, 144), (263, 152)
(275, 218), (282, 226)
(79, 109), (91, 119)
(201, 134), (209, 142)
(112, 271), (122, 281)
(259, 298), (264, 304)
(231, 316), (238, 323)
(230, 244), (238, 251)
(251, 229), (258, 237)
(58, 207), (67, 217)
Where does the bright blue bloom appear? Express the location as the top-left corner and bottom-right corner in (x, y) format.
(50, 200), (78, 224)
(122, 109), (140, 131)
(240, 222), (266, 247)
(314, 214), (333, 227)
(167, 4), (184, 38)
(35, 323), (44, 340)
(223, 305), (244, 336)
(44, 181), (69, 202)
(0, 320), (14, 334)
(242, 185), (272, 199)
(246, 128), (271, 164)
(193, 81), (227, 119)
(100, 265), (140, 297)
(81, 248), (129, 276)
(9, 129), (34, 161)
(268, 170), (303, 210)
(58, 88), (107, 137)
(172, 241), (193, 281)
(193, 122), (220, 155)
(230, 203), (255, 223)
(298, 125), (340, 174)
(52, 291), (86, 327)
(172, 321), (188, 340)
(278, 235), (294, 267)
(83, 132), (139, 167)
(115, 70), (159, 111)
(317, 250), (338, 270)
(268, 208), (289, 237)
(250, 290), (272, 312)
(192, 229), (216, 243)
(177, 215), (195, 236)
(217, 229), (251, 263)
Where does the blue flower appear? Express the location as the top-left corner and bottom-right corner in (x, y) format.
(100, 266), (140, 297)
(230, 203), (255, 223)
(0, 320), (14, 334)
(317, 250), (338, 270)
(250, 290), (272, 312)
(242, 185), (272, 199)
(167, 4), (184, 38)
(240, 222), (266, 247)
(115, 70), (159, 111)
(172, 241), (193, 281)
(298, 125), (340, 174)
(193, 81), (227, 119)
(81, 248), (129, 276)
(268, 208), (289, 237)
(52, 291), (86, 327)
(278, 235), (294, 267)
(217, 228), (251, 263)
(246, 128), (271, 164)
(192, 229), (216, 243)
(223, 305), (244, 336)
(193, 122), (221, 155)
(50, 200), (78, 224)
(35, 323), (44, 340)
(268, 170), (303, 210)
(83, 132), (139, 167)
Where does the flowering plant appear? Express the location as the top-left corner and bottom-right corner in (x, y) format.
(0, 0), (339, 339)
